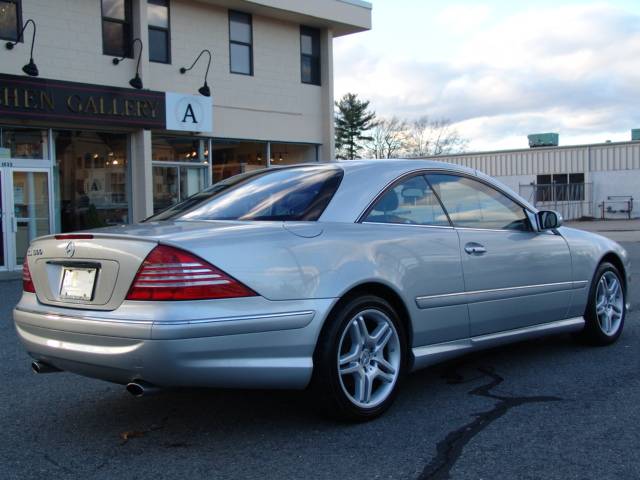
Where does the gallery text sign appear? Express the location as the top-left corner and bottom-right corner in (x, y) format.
(0, 74), (213, 133)
(0, 73), (166, 129)
(165, 92), (213, 134)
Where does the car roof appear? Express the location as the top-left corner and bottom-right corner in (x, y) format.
(333, 158), (474, 172)
(314, 158), (535, 222)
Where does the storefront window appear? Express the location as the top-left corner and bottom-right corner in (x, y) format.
(269, 143), (317, 166)
(153, 165), (178, 212)
(180, 166), (206, 200)
(54, 131), (129, 232)
(211, 140), (267, 182)
(152, 135), (209, 213)
(152, 135), (207, 162)
(0, 127), (48, 159)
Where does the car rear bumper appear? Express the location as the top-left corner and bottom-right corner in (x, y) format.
(13, 293), (337, 389)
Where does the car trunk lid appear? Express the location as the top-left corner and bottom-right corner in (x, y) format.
(26, 220), (284, 310)
(27, 234), (157, 311)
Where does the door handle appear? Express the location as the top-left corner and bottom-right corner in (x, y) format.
(464, 243), (487, 255)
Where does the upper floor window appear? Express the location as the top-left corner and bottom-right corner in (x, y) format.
(229, 11), (253, 75)
(148, 0), (170, 63)
(101, 0), (133, 57)
(364, 175), (450, 226)
(426, 174), (531, 231)
(0, 0), (21, 41)
(300, 26), (320, 85)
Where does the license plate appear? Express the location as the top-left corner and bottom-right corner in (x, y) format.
(60, 267), (97, 301)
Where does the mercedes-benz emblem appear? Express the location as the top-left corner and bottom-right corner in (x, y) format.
(65, 241), (76, 258)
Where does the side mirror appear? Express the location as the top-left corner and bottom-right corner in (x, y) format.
(537, 210), (563, 230)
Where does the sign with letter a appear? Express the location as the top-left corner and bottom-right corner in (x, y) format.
(165, 92), (213, 133)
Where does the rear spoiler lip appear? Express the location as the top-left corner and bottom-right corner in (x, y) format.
(32, 233), (160, 244)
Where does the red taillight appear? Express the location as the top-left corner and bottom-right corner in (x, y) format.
(55, 234), (94, 240)
(22, 256), (35, 293)
(126, 245), (257, 301)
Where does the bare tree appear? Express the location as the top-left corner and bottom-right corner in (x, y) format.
(405, 116), (468, 157)
(365, 117), (409, 159)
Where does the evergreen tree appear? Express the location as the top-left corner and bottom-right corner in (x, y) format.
(334, 93), (377, 159)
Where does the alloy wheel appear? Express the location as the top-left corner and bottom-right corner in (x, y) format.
(595, 271), (624, 336)
(336, 308), (401, 409)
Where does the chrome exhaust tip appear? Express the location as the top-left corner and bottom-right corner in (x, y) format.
(31, 361), (61, 374)
(126, 381), (160, 398)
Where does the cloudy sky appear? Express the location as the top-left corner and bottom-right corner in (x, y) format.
(334, 0), (640, 151)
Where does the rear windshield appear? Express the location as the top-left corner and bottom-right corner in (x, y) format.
(147, 166), (343, 222)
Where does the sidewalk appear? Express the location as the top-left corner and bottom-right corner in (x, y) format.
(565, 219), (640, 242)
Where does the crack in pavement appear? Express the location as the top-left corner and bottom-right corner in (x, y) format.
(43, 453), (74, 474)
(418, 366), (563, 480)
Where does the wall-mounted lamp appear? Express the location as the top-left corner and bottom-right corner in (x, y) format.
(180, 49), (212, 97)
(112, 38), (144, 89)
(5, 18), (38, 77)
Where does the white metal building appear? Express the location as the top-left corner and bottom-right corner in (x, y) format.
(0, 0), (371, 271)
(427, 134), (640, 221)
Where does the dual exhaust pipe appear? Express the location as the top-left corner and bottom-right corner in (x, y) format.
(125, 381), (160, 398)
(31, 361), (61, 374)
(31, 361), (159, 398)
(31, 360), (160, 398)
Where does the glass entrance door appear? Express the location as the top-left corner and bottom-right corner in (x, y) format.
(7, 170), (51, 269)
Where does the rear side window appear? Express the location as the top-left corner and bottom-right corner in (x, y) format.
(426, 174), (531, 231)
(148, 166), (343, 222)
(364, 175), (450, 226)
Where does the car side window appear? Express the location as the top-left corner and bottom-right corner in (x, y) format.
(364, 175), (450, 226)
(426, 174), (531, 231)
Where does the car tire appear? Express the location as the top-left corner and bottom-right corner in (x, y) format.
(575, 262), (626, 346)
(312, 295), (408, 421)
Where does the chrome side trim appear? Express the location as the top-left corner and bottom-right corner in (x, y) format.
(152, 310), (316, 339)
(361, 222), (454, 230)
(470, 317), (585, 345)
(160, 310), (315, 326)
(411, 316), (585, 371)
(454, 226), (533, 233)
(14, 306), (154, 325)
(415, 281), (588, 309)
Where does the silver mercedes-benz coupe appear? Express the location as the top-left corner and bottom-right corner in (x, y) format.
(14, 160), (630, 420)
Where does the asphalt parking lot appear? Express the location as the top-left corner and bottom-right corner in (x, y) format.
(1, 241), (639, 480)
